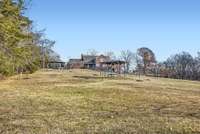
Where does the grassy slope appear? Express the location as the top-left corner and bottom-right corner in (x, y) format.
(0, 69), (200, 134)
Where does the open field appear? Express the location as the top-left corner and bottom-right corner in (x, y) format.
(0, 69), (200, 134)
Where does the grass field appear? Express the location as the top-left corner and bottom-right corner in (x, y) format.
(0, 69), (200, 134)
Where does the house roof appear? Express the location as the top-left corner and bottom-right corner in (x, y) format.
(81, 55), (97, 64)
(97, 55), (110, 59)
(68, 54), (112, 65)
(81, 54), (110, 61)
(82, 55), (96, 61)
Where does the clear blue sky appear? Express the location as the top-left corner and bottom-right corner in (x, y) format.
(27, 0), (200, 62)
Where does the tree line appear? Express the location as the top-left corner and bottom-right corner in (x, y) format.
(89, 48), (200, 81)
(0, 0), (60, 77)
(161, 52), (200, 80)
(134, 49), (200, 81)
(131, 49), (200, 81)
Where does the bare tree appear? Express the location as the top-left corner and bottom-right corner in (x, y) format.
(40, 39), (55, 68)
(134, 54), (143, 76)
(120, 50), (135, 73)
(162, 52), (194, 80)
(87, 49), (99, 56)
(194, 52), (200, 80)
(137, 47), (156, 75)
(104, 51), (116, 60)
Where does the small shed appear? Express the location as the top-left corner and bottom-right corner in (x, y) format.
(47, 61), (65, 69)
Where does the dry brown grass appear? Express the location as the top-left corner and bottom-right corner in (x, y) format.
(0, 69), (200, 134)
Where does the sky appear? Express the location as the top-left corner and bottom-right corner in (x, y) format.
(27, 0), (200, 62)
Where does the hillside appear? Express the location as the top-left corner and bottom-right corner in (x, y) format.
(0, 69), (200, 134)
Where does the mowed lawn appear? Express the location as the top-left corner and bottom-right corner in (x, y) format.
(0, 70), (200, 134)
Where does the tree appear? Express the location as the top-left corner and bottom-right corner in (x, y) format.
(0, 0), (36, 75)
(134, 53), (143, 76)
(193, 52), (200, 80)
(175, 52), (194, 79)
(137, 47), (156, 75)
(120, 50), (135, 73)
(0, 0), (59, 76)
(39, 38), (56, 68)
(163, 52), (194, 80)
(104, 51), (116, 60)
(87, 49), (98, 56)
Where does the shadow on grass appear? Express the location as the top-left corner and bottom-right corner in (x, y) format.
(73, 76), (103, 80)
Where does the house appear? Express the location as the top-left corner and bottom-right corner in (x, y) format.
(67, 54), (126, 73)
(67, 54), (110, 70)
(81, 55), (97, 69)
